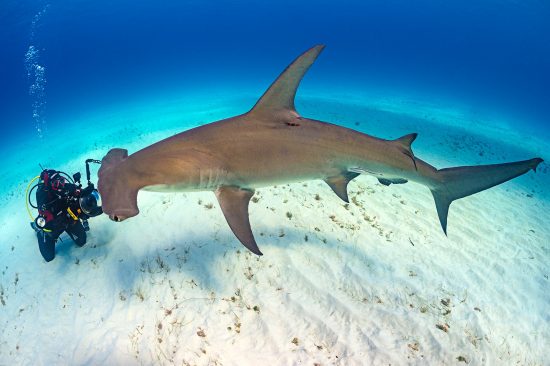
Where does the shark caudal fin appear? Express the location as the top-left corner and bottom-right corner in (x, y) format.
(249, 45), (325, 116)
(431, 157), (543, 234)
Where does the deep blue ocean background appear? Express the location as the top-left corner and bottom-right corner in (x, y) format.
(1, 0), (549, 141)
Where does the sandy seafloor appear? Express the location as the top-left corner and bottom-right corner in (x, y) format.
(0, 90), (548, 366)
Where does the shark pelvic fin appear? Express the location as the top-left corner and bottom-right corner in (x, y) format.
(249, 45), (325, 116)
(430, 157), (543, 235)
(215, 186), (263, 256)
(324, 172), (360, 203)
(378, 178), (408, 186)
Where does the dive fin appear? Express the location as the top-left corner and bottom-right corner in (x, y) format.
(431, 157), (543, 234)
(215, 186), (262, 255)
(324, 172), (360, 203)
(249, 45), (325, 116)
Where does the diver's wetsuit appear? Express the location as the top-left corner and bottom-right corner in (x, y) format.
(35, 170), (87, 262)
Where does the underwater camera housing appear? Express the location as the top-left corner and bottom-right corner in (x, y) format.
(77, 183), (103, 218)
(73, 159), (103, 218)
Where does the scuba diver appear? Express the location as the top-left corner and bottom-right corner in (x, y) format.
(27, 160), (103, 262)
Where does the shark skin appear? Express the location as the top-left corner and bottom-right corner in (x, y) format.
(98, 45), (543, 255)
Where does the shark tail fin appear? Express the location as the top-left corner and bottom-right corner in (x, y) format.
(249, 45), (325, 116)
(431, 157), (543, 234)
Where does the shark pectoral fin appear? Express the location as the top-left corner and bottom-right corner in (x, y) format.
(324, 172), (360, 203)
(215, 186), (263, 256)
(249, 45), (325, 116)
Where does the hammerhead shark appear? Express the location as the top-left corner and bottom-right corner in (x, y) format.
(98, 45), (543, 255)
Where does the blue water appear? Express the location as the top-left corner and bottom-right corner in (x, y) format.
(1, 0), (549, 141)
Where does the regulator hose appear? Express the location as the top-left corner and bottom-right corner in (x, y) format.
(25, 176), (40, 221)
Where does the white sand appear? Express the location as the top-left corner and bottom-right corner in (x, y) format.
(0, 91), (548, 365)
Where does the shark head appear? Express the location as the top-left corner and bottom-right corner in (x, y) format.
(98, 148), (140, 222)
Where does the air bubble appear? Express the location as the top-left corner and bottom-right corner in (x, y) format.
(25, 4), (50, 138)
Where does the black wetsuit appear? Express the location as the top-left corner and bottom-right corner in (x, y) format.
(35, 170), (87, 262)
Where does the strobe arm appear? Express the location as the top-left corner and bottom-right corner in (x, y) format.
(85, 159), (102, 185)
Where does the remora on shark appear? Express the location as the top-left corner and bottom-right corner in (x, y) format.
(98, 45), (543, 255)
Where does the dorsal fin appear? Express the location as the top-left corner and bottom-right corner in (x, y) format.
(394, 133), (418, 148)
(394, 133), (418, 170)
(249, 45), (325, 116)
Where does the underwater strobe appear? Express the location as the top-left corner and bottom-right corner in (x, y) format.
(26, 159), (104, 230)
